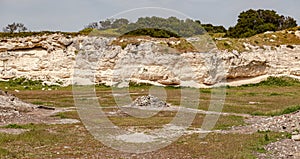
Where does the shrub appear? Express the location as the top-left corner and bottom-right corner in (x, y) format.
(123, 28), (180, 38)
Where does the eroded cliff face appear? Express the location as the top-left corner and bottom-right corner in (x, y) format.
(0, 33), (299, 87)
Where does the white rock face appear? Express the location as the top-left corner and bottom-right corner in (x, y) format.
(0, 34), (299, 87)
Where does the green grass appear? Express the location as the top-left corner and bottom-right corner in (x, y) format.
(1, 76), (298, 158)
(2, 123), (36, 129)
(2, 76), (300, 115)
(0, 77), (63, 91)
(52, 111), (79, 119)
(281, 105), (300, 114)
(213, 115), (245, 130)
(242, 76), (300, 87)
(252, 105), (300, 116)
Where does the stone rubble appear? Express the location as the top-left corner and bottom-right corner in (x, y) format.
(227, 111), (300, 158)
(130, 95), (170, 108)
(256, 139), (300, 159)
(247, 111), (300, 133)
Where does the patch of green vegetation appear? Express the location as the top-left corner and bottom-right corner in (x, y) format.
(7, 77), (43, 87)
(268, 92), (281, 96)
(280, 105), (300, 115)
(2, 123), (36, 129)
(31, 101), (45, 105)
(214, 115), (245, 130)
(0, 148), (10, 156)
(3, 124), (24, 129)
(53, 111), (79, 119)
(0, 31), (79, 39)
(242, 76), (300, 87)
(0, 77), (62, 90)
(251, 131), (287, 156)
(251, 105), (300, 116)
(200, 89), (211, 94)
(251, 111), (267, 116)
(124, 28), (180, 38)
(79, 28), (121, 37)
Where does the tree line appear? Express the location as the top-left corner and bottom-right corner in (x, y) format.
(85, 9), (297, 38)
(2, 9), (298, 38)
(84, 16), (226, 37)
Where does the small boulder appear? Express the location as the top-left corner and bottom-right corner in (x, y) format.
(292, 134), (300, 141)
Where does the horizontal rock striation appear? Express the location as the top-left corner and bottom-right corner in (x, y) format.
(0, 33), (300, 87)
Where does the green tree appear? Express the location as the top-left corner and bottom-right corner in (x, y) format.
(100, 19), (112, 30)
(111, 18), (129, 29)
(227, 9), (298, 38)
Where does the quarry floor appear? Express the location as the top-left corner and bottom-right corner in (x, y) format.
(0, 81), (300, 158)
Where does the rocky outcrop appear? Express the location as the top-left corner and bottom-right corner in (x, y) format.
(0, 89), (80, 128)
(0, 33), (300, 87)
(0, 90), (34, 119)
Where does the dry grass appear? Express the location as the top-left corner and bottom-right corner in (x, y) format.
(215, 28), (300, 52)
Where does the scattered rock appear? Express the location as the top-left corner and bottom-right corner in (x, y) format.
(249, 101), (261, 105)
(0, 90), (79, 131)
(231, 111), (300, 134)
(49, 119), (80, 125)
(130, 95), (170, 108)
(292, 134), (300, 141)
(257, 139), (300, 159)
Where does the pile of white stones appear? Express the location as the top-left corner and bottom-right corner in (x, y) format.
(130, 95), (170, 108)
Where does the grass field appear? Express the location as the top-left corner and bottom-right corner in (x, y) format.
(0, 77), (299, 158)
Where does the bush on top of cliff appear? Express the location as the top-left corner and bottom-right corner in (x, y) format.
(123, 28), (180, 38)
(226, 9), (297, 38)
(0, 31), (79, 38)
(84, 16), (227, 37)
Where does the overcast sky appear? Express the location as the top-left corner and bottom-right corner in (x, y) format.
(0, 0), (299, 32)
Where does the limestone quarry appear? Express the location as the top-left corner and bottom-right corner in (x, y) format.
(0, 31), (299, 87)
(0, 31), (300, 158)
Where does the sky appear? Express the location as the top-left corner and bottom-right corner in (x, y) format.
(0, 0), (299, 32)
